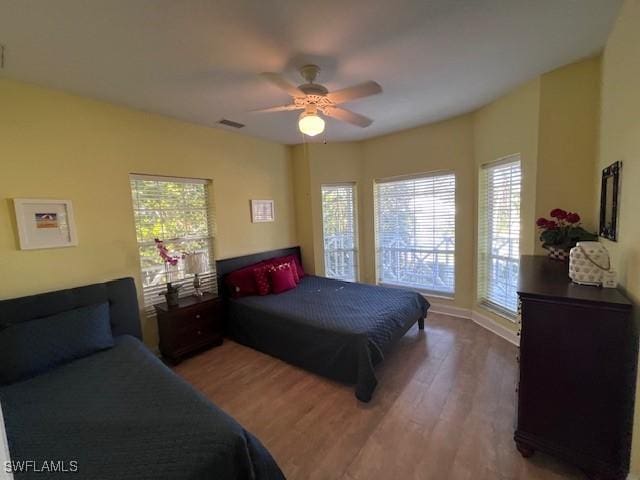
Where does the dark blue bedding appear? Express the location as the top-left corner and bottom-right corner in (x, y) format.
(227, 275), (429, 401)
(0, 336), (284, 480)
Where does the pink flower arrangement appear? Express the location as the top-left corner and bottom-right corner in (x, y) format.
(154, 238), (182, 266)
(535, 209), (595, 250)
(536, 209), (581, 231)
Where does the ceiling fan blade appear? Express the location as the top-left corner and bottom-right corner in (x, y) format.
(260, 72), (305, 98)
(250, 104), (303, 113)
(327, 81), (382, 104)
(323, 106), (373, 127)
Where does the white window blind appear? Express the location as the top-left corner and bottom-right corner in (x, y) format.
(322, 183), (358, 282)
(477, 156), (521, 317)
(374, 172), (456, 294)
(129, 175), (216, 316)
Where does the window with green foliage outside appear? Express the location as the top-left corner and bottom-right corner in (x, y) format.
(129, 175), (215, 310)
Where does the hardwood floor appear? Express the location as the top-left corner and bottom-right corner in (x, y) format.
(174, 313), (586, 480)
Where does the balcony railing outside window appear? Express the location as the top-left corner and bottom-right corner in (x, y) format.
(477, 156), (521, 318)
(322, 183), (358, 282)
(375, 172), (456, 295)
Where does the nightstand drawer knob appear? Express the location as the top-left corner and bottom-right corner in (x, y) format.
(197, 330), (202, 335)
(196, 314), (201, 319)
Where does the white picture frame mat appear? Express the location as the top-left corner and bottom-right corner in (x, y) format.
(14, 198), (78, 250)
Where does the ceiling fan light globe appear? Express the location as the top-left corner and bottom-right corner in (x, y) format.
(298, 113), (325, 137)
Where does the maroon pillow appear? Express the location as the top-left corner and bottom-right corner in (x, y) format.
(268, 260), (299, 283)
(269, 255), (304, 281)
(225, 262), (264, 298)
(270, 263), (297, 294)
(252, 264), (272, 296)
(287, 261), (300, 283)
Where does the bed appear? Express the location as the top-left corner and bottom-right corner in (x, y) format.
(0, 278), (284, 480)
(217, 247), (430, 402)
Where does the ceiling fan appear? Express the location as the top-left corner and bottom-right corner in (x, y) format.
(253, 64), (382, 137)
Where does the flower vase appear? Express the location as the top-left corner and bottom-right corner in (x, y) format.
(547, 246), (569, 261)
(164, 282), (180, 308)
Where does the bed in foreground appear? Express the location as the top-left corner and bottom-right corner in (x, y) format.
(217, 247), (430, 402)
(0, 278), (284, 480)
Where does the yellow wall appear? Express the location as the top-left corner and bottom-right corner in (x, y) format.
(0, 78), (297, 342)
(474, 78), (541, 257)
(291, 143), (364, 276)
(291, 145), (315, 274)
(536, 57), (601, 243)
(594, 0), (640, 473)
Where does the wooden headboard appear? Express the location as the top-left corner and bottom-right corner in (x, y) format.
(215, 246), (301, 296)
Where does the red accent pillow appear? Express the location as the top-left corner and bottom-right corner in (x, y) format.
(225, 262), (264, 298)
(269, 260), (299, 283)
(288, 262), (300, 283)
(252, 264), (272, 296)
(270, 263), (297, 294)
(268, 255), (304, 282)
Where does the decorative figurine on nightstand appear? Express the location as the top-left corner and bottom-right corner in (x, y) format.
(569, 241), (617, 288)
(184, 251), (209, 297)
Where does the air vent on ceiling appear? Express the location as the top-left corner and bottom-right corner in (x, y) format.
(218, 119), (245, 129)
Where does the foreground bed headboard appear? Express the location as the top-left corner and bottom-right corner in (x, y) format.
(216, 246), (302, 296)
(0, 277), (142, 340)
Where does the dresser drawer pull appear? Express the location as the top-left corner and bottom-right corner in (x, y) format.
(197, 330), (202, 336)
(196, 314), (201, 319)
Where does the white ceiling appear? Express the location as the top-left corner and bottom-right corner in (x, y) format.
(0, 0), (621, 144)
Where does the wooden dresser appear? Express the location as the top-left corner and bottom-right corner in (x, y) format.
(515, 255), (637, 480)
(155, 293), (224, 364)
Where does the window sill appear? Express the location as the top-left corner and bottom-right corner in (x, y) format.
(479, 300), (518, 323)
(378, 282), (454, 299)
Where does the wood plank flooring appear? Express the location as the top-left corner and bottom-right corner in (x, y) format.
(175, 313), (586, 480)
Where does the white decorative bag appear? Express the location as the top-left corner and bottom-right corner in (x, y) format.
(569, 241), (611, 286)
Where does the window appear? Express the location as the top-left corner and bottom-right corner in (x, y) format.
(477, 156), (521, 317)
(129, 175), (215, 314)
(374, 172), (456, 294)
(321, 183), (358, 282)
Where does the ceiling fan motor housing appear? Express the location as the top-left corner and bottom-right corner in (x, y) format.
(300, 64), (320, 82)
(299, 83), (328, 96)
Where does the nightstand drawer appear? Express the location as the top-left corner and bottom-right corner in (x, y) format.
(174, 304), (216, 330)
(175, 315), (217, 344)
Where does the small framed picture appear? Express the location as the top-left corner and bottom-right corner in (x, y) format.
(250, 199), (275, 223)
(13, 198), (78, 250)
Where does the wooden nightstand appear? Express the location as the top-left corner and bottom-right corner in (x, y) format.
(155, 293), (223, 364)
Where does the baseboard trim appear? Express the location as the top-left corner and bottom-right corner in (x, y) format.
(427, 303), (472, 319)
(471, 311), (520, 346)
(425, 300), (520, 346)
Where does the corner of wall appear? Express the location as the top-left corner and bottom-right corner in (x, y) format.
(535, 56), (602, 245)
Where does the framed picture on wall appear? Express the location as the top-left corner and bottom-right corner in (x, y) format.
(250, 199), (275, 223)
(13, 198), (78, 250)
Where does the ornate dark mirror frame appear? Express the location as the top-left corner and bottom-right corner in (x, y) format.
(599, 161), (621, 241)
